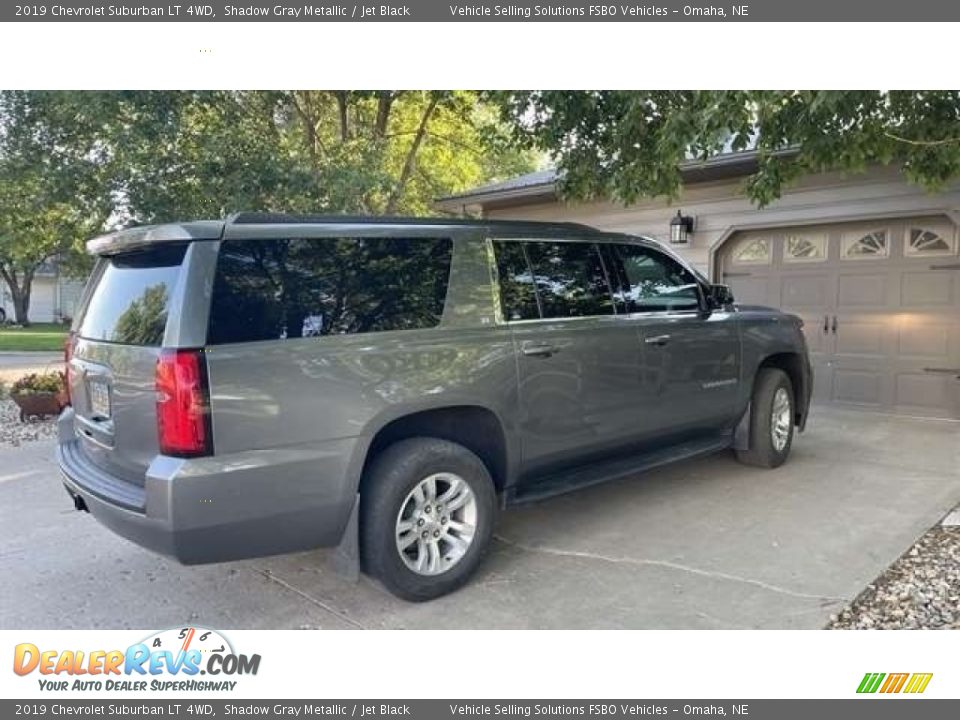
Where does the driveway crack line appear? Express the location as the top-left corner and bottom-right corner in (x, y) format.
(494, 535), (844, 603)
(252, 568), (367, 630)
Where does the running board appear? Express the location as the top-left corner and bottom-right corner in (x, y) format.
(507, 434), (732, 506)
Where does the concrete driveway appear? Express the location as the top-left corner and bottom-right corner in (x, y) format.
(2, 407), (958, 629)
(0, 351), (63, 384)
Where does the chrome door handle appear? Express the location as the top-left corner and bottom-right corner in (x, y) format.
(644, 334), (671, 346)
(522, 343), (559, 358)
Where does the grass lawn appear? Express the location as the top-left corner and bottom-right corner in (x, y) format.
(0, 323), (68, 352)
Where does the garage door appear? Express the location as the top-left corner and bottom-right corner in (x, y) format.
(718, 216), (960, 419)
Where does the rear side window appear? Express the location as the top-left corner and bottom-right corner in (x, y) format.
(493, 240), (614, 321)
(77, 244), (186, 346)
(207, 237), (453, 344)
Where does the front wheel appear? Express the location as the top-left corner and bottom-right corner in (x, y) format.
(360, 437), (496, 601)
(735, 368), (795, 468)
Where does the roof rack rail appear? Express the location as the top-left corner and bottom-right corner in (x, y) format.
(226, 211), (596, 232)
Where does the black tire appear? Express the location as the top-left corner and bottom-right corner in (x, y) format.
(360, 437), (496, 601)
(735, 368), (795, 468)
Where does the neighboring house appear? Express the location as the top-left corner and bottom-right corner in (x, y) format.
(437, 154), (960, 420)
(0, 259), (86, 324)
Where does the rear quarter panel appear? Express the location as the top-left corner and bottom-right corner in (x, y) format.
(203, 234), (520, 515)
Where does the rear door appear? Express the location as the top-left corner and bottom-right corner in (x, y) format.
(69, 243), (198, 486)
(606, 242), (742, 435)
(493, 238), (647, 475)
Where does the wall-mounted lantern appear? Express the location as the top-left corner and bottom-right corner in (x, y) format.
(670, 210), (695, 245)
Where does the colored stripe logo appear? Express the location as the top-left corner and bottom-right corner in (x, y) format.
(857, 672), (933, 694)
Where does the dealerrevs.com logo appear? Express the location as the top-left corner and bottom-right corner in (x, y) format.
(13, 627), (260, 692)
(857, 672), (933, 695)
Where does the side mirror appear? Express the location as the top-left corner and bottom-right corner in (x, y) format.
(707, 284), (735, 309)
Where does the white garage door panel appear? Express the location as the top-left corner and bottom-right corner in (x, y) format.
(898, 321), (952, 358)
(833, 370), (883, 406)
(838, 274), (887, 307)
(781, 275), (827, 308)
(29, 280), (55, 323)
(895, 373), (958, 415)
(835, 318), (886, 357)
(719, 217), (960, 419)
(901, 272), (954, 306)
(727, 276), (769, 306)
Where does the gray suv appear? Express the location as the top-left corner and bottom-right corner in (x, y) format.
(58, 214), (812, 600)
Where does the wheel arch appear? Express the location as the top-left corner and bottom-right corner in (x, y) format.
(357, 405), (512, 497)
(755, 352), (809, 427)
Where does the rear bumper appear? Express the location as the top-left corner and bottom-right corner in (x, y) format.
(57, 408), (359, 564)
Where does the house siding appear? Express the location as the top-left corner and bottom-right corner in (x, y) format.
(482, 165), (960, 278)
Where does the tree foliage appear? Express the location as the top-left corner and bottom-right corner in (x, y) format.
(94, 90), (533, 222)
(0, 92), (113, 324)
(497, 90), (960, 207)
(0, 90), (534, 322)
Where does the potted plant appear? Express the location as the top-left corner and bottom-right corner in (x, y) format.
(9, 371), (67, 422)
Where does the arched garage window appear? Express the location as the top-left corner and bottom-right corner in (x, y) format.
(783, 233), (827, 262)
(842, 230), (889, 259)
(732, 236), (771, 264)
(906, 227), (956, 256)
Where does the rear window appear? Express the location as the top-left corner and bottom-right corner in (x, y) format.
(78, 245), (187, 346)
(207, 237), (453, 345)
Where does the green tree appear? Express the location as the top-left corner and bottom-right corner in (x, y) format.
(497, 91), (960, 207)
(0, 91), (111, 325)
(99, 90), (534, 222)
(0, 90), (533, 322)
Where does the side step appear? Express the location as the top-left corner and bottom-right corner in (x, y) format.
(507, 433), (732, 506)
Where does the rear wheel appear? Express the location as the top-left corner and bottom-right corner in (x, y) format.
(735, 368), (795, 468)
(360, 437), (496, 601)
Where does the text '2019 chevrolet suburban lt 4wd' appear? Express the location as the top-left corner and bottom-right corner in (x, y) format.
(58, 213), (812, 600)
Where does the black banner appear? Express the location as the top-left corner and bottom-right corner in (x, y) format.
(5, 0), (960, 21)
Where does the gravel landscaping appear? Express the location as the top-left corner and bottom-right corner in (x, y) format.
(827, 525), (960, 630)
(0, 398), (58, 447)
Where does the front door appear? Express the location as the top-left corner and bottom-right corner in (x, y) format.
(606, 242), (742, 435)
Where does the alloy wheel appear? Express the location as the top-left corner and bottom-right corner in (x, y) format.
(395, 472), (477, 576)
(770, 387), (792, 453)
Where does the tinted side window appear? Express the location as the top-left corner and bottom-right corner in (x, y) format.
(524, 241), (614, 319)
(493, 240), (540, 321)
(78, 244), (186, 346)
(207, 237), (452, 344)
(613, 244), (702, 313)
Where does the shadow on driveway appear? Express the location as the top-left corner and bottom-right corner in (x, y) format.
(2, 407), (957, 629)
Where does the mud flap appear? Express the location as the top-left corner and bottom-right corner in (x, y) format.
(333, 493), (360, 582)
(733, 402), (751, 451)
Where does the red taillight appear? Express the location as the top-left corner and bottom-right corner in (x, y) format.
(64, 332), (76, 406)
(155, 349), (212, 457)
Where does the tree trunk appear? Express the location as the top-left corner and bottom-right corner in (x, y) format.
(334, 91), (350, 142)
(385, 96), (440, 214)
(374, 91), (395, 139)
(1, 265), (34, 326)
